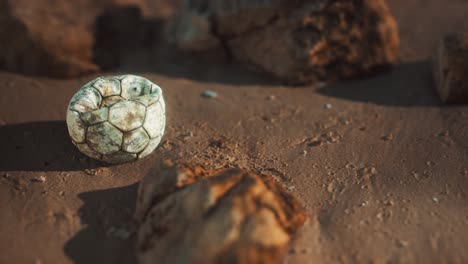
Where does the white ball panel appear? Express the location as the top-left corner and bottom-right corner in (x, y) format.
(66, 110), (86, 143)
(69, 87), (102, 113)
(121, 76), (152, 99)
(139, 136), (162, 159)
(93, 77), (121, 97)
(123, 128), (150, 153)
(109, 101), (146, 131)
(74, 142), (102, 160)
(87, 122), (123, 155)
(143, 103), (165, 138)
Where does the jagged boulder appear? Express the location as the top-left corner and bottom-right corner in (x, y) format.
(135, 163), (306, 264)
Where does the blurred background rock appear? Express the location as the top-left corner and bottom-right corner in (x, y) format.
(0, 0), (179, 78)
(1, 0), (468, 89)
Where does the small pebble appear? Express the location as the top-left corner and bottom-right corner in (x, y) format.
(31, 176), (46, 183)
(324, 103), (332, 109)
(301, 150), (307, 155)
(201, 90), (217, 98)
(397, 240), (409, 248)
(267, 95), (276, 101)
(432, 197), (439, 203)
(287, 185), (296, 191)
(381, 134), (394, 141)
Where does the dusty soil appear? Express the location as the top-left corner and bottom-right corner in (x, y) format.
(0, 0), (468, 263)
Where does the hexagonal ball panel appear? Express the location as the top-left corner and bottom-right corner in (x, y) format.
(69, 87), (102, 113)
(139, 136), (162, 159)
(109, 101), (146, 131)
(66, 110), (86, 143)
(87, 122), (123, 155)
(122, 127), (150, 153)
(144, 103), (165, 138)
(73, 142), (101, 160)
(121, 75), (152, 99)
(131, 93), (159, 107)
(93, 77), (121, 97)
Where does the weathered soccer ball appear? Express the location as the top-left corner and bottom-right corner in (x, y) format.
(66, 75), (166, 164)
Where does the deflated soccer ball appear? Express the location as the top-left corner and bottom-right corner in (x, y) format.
(66, 75), (165, 164)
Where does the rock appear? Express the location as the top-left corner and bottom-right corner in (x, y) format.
(168, 0), (399, 84)
(0, 0), (178, 78)
(135, 164), (306, 264)
(433, 33), (468, 104)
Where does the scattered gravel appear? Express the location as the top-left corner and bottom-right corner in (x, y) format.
(201, 90), (218, 98)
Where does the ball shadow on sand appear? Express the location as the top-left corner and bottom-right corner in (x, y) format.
(0, 121), (106, 172)
(64, 183), (139, 264)
(317, 61), (442, 107)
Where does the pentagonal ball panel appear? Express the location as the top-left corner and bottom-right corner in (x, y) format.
(80, 107), (108, 125)
(109, 101), (146, 131)
(123, 128), (150, 153)
(87, 122), (123, 155)
(121, 75), (152, 99)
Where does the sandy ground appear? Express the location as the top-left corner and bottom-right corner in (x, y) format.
(1, 0), (468, 263)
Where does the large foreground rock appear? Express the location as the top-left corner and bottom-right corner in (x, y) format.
(433, 32), (468, 104)
(0, 0), (177, 78)
(168, 0), (400, 84)
(135, 163), (306, 264)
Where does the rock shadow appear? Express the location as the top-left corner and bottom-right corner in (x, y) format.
(64, 183), (139, 264)
(317, 61), (442, 107)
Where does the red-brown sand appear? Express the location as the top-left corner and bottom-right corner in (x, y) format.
(0, 0), (467, 263)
